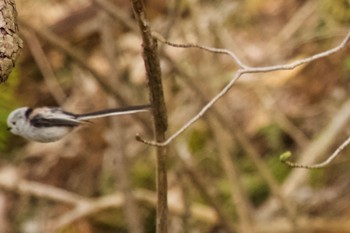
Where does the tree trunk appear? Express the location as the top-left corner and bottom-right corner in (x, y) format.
(0, 0), (22, 83)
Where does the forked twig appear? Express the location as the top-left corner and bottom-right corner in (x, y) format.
(136, 31), (350, 147)
(152, 32), (249, 69)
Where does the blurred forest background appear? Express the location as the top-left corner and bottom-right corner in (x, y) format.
(0, 0), (350, 232)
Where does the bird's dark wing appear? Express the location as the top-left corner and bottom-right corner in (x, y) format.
(30, 115), (81, 128)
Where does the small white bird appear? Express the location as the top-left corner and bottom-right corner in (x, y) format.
(7, 104), (151, 143)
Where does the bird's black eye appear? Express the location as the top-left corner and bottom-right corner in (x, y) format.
(12, 122), (16, 125)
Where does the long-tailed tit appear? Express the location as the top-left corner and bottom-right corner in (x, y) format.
(7, 104), (151, 142)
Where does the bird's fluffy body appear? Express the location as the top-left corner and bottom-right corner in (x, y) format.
(7, 107), (81, 142)
(7, 105), (150, 142)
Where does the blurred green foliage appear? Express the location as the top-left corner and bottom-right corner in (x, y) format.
(309, 168), (327, 188)
(245, 173), (269, 205)
(258, 124), (286, 152)
(267, 155), (291, 183)
(216, 179), (239, 218)
(344, 56), (350, 72)
(322, 0), (350, 24)
(187, 125), (209, 154)
(0, 69), (21, 152)
(132, 158), (156, 189)
(89, 209), (129, 233)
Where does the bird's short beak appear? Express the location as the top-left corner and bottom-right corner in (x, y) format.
(7, 127), (11, 131)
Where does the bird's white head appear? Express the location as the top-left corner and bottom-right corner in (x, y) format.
(7, 107), (30, 135)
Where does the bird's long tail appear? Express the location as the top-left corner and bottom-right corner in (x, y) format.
(75, 104), (151, 120)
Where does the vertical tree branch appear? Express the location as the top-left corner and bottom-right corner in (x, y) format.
(130, 0), (168, 232)
(0, 0), (23, 82)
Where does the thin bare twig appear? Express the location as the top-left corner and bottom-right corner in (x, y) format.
(137, 31), (350, 147)
(163, 53), (299, 228)
(281, 134), (350, 169)
(282, 97), (350, 193)
(152, 32), (249, 69)
(259, 97), (350, 218)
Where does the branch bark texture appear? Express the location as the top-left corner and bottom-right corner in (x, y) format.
(130, 0), (168, 233)
(0, 0), (22, 83)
